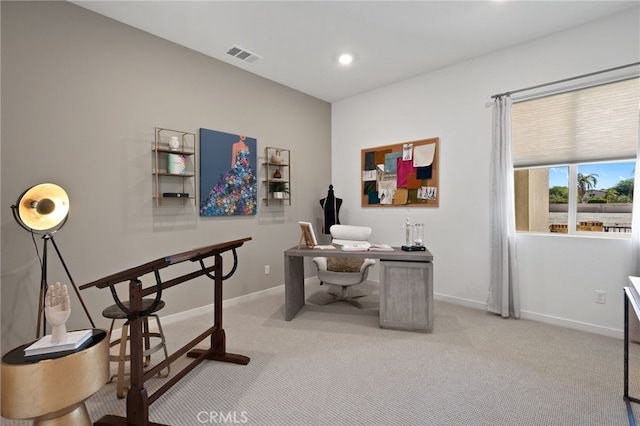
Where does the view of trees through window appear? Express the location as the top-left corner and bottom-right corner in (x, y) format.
(512, 77), (638, 235)
(547, 161), (634, 233)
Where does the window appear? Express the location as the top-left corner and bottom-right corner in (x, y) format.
(512, 77), (639, 235)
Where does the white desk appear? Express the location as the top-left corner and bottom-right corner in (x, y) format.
(284, 246), (434, 332)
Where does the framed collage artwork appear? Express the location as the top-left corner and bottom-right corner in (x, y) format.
(361, 137), (439, 207)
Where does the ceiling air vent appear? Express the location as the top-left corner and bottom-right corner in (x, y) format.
(226, 46), (262, 64)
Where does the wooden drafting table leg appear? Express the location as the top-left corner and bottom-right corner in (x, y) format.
(95, 280), (167, 426)
(188, 254), (249, 365)
(284, 252), (305, 320)
(125, 279), (154, 425)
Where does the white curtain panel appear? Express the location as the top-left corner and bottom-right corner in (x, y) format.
(487, 96), (520, 318)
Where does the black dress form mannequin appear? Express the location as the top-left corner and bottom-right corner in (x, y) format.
(319, 185), (342, 234)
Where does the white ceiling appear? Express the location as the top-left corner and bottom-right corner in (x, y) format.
(71, 1), (640, 103)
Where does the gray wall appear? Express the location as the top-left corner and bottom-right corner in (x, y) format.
(1, 1), (331, 351)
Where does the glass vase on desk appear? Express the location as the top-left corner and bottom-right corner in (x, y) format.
(412, 224), (424, 247)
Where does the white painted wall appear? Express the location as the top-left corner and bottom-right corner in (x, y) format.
(332, 8), (640, 337)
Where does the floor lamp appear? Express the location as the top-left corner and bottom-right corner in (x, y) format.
(11, 183), (95, 338)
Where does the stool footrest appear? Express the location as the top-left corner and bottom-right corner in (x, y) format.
(104, 311), (170, 399)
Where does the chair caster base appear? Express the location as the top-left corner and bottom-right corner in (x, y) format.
(319, 291), (365, 309)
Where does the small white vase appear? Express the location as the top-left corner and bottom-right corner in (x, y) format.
(271, 150), (282, 163)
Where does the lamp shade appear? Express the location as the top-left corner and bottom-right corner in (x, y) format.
(13, 183), (69, 233)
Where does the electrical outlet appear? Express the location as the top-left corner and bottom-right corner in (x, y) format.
(265, 265), (270, 275)
(595, 290), (606, 304)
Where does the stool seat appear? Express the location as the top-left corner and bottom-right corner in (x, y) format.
(102, 299), (165, 319)
(103, 298), (170, 398)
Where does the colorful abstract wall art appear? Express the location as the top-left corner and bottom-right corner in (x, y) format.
(199, 128), (257, 216)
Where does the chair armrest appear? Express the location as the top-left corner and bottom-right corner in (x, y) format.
(360, 258), (376, 273)
(312, 257), (328, 271)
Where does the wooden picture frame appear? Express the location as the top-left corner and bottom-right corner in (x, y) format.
(297, 221), (318, 249)
(361, 137), (439, 207)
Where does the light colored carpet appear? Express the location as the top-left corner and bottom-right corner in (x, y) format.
(3, 280), (639, 425)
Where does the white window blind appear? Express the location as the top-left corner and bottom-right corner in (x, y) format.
(512, 77), (640, 167)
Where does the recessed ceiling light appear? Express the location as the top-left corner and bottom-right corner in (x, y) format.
(338, 53), (353, 66)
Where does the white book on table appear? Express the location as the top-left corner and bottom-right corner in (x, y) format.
(24, 329), (93, 357)
(340, 242), (394, 252)
(340, 242), (371, 251)
(367, 243), (394, 251)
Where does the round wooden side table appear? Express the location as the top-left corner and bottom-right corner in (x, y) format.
(1, 329), (109, 425)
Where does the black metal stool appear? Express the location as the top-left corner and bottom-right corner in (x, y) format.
(102, 299), (170, 398)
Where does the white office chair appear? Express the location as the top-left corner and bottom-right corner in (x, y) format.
(312, 225), (376, 308)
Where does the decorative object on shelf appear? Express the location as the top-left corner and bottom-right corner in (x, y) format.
(270, 149), (282, 163)
(273, 169), (282, 179)
(269, 181), (289, 199)
(10, 183), (95, 338)
(169, 136), (180, 151)
(162, 192), (189, 198)
(167, 153), (186, 174)
(200, 128), (257, 216)
(154, 127), (196, 208)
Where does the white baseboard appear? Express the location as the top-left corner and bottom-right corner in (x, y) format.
(434, 293), (622, 339)
(433, 293), (623, 339)
(107, 279), (622, 341)
(161, 284), (287, 326)
(519, 310), (622, 339)
(434, 293), (487, 310)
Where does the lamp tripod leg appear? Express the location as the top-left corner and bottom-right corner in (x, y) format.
(36, 236), (49, 339)
(49, 235), (96, 329)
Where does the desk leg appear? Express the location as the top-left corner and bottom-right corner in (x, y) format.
(284, 254), (305, 320)
(379, 260), (433, 332)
